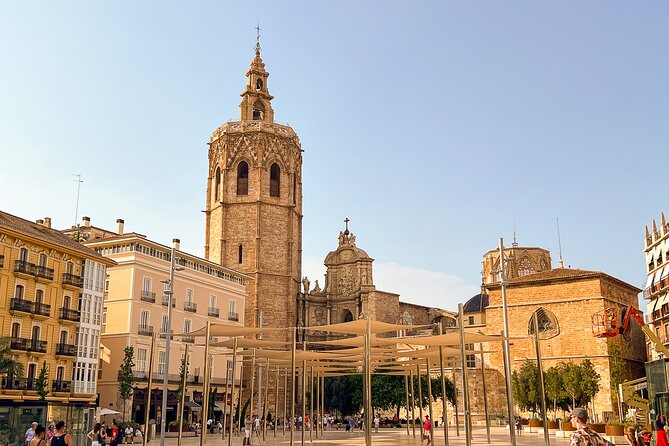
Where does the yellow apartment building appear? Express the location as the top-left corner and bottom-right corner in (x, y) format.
(0, 210), (115, 441)
(76, 218), (247, 428)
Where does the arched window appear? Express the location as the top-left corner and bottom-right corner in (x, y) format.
(31, 326), (40, 341)
(238, 244), (243, 264)
(292, 175), (296, 204)
(253, 100), (265, 120)
(35, 289), (44, 304)
(19, 248), (28, 262)
(38, 254), (47, 267)
(15, 284), (24, 299)
(342, 309), (354, 323)
(270, 163), (280, 197)
(237, 162), (249, 196)
(528, 307), (560, 339)
(518, 257), (535, 277)
(63, 295), (71, 309)
(214, 167), (221, 201)
(59, 330), (68, 344)
(11, 323), (20, 338)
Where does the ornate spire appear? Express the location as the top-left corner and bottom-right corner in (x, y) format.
(239, 25), (274, 123)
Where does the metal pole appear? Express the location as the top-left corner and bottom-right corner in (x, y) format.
(404, 373), (410, 436)
(458, 303), (472, 446)
(160, 244), (177, 446)
(143, 332), (156, 446)
(365, 316), (372, 446)
(200, 321), (212, 446)
(263, 360), (269, 441)
(410, 369), (416, 438)
(178, 343), (189, 446)
(426, 358), (435, 445)
(309, 366), (314, 442)
(314, 369), (319, 439)
(283, 369), (288, 436)
(479, 343), (491, 444)
(301, 348), (306, 446)
(533, 312), (551, 446)
(499, 238), (517, 446)
(222, 353), (230, 440)
(453, 364), (459, 437)
(320, 375), (325, 436)
(290, 327), (297, 446)
(438, 323), (449, 446)
(236, 357), (244, 437)
(249, 350), (256, 445)
(274, 366), (280, 438)
(416, 363), (424, 440)
(227, 338), (238, 446)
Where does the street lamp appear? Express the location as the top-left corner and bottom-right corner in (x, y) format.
(160, 241), (185, 446)
(498, 238), (517, 446)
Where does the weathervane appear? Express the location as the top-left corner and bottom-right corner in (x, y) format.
(255, 21), (261, 54)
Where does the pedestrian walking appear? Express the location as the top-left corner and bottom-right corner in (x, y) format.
(423, 415), (431, 445)
(515, 416), (523, 436)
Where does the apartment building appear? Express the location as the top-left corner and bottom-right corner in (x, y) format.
(0, 210), (114, 440)
(644, 212), (669, 360)
(75, 218), (247, 427)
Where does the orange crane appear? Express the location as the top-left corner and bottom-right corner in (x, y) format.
(592, 304), (669, 357)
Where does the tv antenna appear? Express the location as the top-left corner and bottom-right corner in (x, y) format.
(556, 217), (564, 268)
(73, 174), (83, 226)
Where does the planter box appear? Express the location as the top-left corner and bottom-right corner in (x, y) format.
(561, 421), (576, 432)
(547, 420), (560, 429)
(587, 423), (606, 433)
(605, 425), (625, 437)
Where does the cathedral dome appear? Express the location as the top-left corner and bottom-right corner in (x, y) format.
(463, 293), (488, 314)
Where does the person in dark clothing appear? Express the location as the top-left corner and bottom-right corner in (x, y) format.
(51, 421), (73, 446)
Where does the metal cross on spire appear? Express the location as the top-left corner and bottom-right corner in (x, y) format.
(255, 21), (262, 54)
(344, 217), (350, 235)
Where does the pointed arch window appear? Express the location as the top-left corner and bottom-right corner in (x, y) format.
(270, 163), (280, 197)
(214, 167), (221, 201)
(342, 309), (354, 323)
(518, 257), (535, 277)
(237, 162), (249, 196)
(253, 100), (265, 121)
(528, 307), (560, 339)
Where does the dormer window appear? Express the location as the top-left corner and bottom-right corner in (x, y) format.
(253, 100), (265, 120)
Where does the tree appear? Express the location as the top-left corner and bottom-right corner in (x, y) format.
(512, 361), (541, 415)
(560, 360), (601, 410)
(579, 359), (601, 407)
(118, 346), (136, 421)
(0, 337), (24, 379)
(176, 353), (189, 420)
(608, 340), (627, 407)
(208, 387), (218, 420)
(36, 361), (49, 401)
(544, 365), (567, 419)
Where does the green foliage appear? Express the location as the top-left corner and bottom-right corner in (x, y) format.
(512, 361), (542, 415)
(544, 365), (567, 417)
(208, 387), (218, 419)
(176, 353), (189, 417)
(118, 346), (136, 420)
(36, 361), (49, 401)
(0, 337), (24, 378)
(560, 360), (600, 409)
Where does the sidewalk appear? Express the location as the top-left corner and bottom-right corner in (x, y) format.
(151, 426), (574, 446)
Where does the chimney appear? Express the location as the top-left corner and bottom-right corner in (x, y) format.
(36, 219), (44, 225)
(43, 217), (52, 228)
(172, 238), (180, 251)
(82, 216), (91, 228)
(116, 219), (124, 235)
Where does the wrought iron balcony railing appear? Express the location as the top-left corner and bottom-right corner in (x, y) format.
(62, 273), (83, 287)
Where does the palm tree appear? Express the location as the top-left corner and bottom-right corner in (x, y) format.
(0, 337), (24, 381)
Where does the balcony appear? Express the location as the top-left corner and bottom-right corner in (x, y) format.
(55, 343), (77, 357)
(162, 297), (175, 308)
(62, 273), (83, 288)
(59, 308), (80, 322)
(141, 290), (156, 303)
(33, 265), (54, 281)
(228, 312), (239, 322)
(1, 377), (25, 390)
(138, 325), (154, 336)
(184, 302), (197, 313)
(208, 307), (220, 317)
(10, 298), (33, 314)
(159, 330), (174, 339)
(33, 302), (51, 318)
(10, 338), (47, 353)
(182, 335), (195, 343)
(14, 259), (34, 275)
(52, 380), (71, 393)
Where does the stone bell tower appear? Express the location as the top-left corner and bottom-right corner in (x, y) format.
(204, 41), (303, 339)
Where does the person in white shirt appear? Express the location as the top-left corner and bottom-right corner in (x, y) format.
(25, 422), (38, 446)
(124, 426), (133, 444)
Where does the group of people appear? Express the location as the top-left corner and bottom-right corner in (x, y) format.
(86, 420), (142, 446)
(25, 421), (73, 446)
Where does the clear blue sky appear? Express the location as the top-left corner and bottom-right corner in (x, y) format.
(2, 2), (667, 310)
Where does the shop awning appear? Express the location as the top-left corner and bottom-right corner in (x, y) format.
(647, 272), (657, 289)
(655, 268), (664, 285)
(184, 400), (202, 412)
